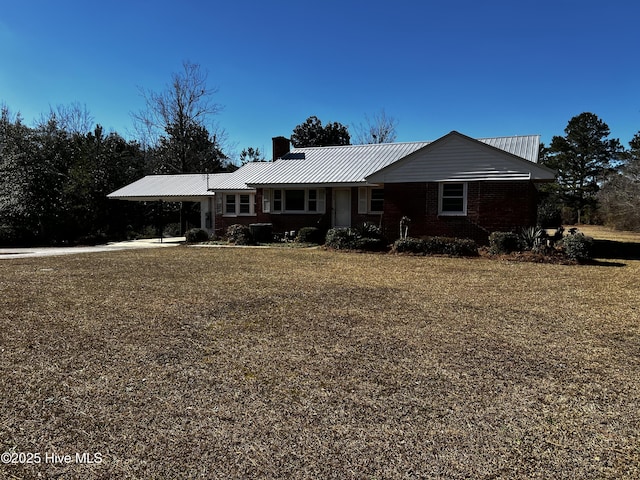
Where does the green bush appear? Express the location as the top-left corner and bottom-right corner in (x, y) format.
(354, 222), (382, 239)
(185, 228), (209, 243)
(296, 226), (324, 244)
(489, 231), (523, 254)
(560, 233), (594, 261)
(325, 226), (387, 251)
(226, 224), (255, 245)
(325, 228), (358, 250)
(391, 237), (424, 254)
(431, 237), (477, 256)
(392, 236), (478, 257)
(353, 237), (387, 252)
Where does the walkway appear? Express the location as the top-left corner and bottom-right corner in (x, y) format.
(0, 237), (185, 259)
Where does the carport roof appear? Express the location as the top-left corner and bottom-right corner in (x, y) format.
(107, 173), (231, 201)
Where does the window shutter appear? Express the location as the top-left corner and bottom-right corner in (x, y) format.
(317, 188), (326, 213)
(215, 194), (223, 215)
(262, 189), (271, 213)
(358, 187), (368, 214)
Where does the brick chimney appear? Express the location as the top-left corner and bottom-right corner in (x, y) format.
(272, 136), (290, 161)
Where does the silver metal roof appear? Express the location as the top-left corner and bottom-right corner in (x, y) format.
(246, 142), (430, 186)
(478, 135), (540, 163)
(207, 162), (272, 191)
(246, 134), (541, 186)
(107, 173), (231, 201)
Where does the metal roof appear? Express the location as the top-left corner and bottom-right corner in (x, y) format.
(246, 142), (430, 186)
(478, 135), (540, 163)
(207, 162), (272, 191)
(107, 173), (231, 201)
(246, 134), (541, 186)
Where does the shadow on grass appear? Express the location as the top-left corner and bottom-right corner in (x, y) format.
(592, 239), (640, 261)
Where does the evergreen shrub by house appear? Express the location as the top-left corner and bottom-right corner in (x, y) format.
(325, 228), (359, 250)
(489, 231), (523, 254)
(324, 225), (388, 251)
(560, 233), (594, 261)
(226, 224), (255, 245)
(296, 227), (324, 244)
(391, 237), (424, 254)
(185, 228), (209, 243)
(392, 237), (478, 257)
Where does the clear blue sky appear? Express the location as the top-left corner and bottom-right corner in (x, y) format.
(2, 0), (639, 161)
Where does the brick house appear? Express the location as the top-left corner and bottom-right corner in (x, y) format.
(238, 131), (555, 244)
(109, 131), (555, 244)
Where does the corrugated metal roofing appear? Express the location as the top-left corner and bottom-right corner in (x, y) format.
(207, 162), (272, 191)
(246, 142), (430, 186)
(478, 135), (540, 163)
(107, 173), (231, 200)
(246, 134), (541, 186)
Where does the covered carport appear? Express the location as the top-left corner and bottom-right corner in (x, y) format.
(107, 173), (231, 236)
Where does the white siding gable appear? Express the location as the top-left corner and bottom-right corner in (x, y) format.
(366, 132), (555, 184)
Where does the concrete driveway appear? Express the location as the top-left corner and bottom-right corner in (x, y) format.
(0, 237), (185, 259)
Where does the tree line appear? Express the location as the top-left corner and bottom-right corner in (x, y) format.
(1, 61), (638, 246)
(540, 112), (640, 231)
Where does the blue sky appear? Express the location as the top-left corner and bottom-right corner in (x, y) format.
(1, 1), (639, 161)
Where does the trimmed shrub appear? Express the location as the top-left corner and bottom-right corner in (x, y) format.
(489, 231), (523, 254)
(422, 236), (478, 256)
(354, 222), (382, 239)
(325, 228), (358, 250)
(296, 226), (324, 244)
(325, 226), (388, 251)
(560, 233), (594, 261)
(226, 224), (255, 245)
(185, 228), (209, 243)
(392, 237), (424, 254)
(353, 237), (387, 252)
(392, 236), (478, 257)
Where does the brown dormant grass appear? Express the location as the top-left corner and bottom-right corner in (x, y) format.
(1, 240), (639, 479)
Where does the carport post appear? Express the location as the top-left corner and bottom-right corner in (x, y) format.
(158, 200), (163, 243)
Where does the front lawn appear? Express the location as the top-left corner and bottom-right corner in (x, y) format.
(1, 244), (639, 478)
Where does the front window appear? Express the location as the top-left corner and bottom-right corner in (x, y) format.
(308, 189), (317, 212)
(370, 188), (384, 213)
(273, 189), (282, 212)
(224, 193), (255, 216)
(268, 188), (325, 213)
(285, 189), (305, 211)
(225, 194), (236, 214)
(439, 183), (467, 215)
(239, 194), (251, 214)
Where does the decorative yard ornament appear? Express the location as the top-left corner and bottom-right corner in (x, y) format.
(400, 216), (411, 240)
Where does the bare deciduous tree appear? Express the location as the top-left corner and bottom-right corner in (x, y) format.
(132, 61), (225, 156)
(353, 109), (398, 144)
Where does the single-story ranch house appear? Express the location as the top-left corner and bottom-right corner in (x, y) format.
(108, 131), (556, 244)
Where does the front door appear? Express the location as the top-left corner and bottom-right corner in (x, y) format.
(333, 188), (351, 227)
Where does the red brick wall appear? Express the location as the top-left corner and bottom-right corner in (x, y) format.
(213, 215), (256, 238)
(383, 181), (539, 244)
(246, 181), (539, 244)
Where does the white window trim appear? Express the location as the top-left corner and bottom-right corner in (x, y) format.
(223, 192), (256, 217)
(438, 182), (467, 216)
(268, 188), (325, 214)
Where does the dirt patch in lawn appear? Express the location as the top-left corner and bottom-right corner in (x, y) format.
(1, 248), (639, 479)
